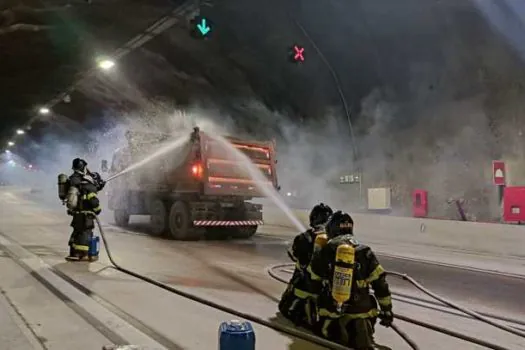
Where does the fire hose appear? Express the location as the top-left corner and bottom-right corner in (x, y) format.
(268, 264), (523, 350)
(87, 211), (522, 350)
(89, 213), (351, 350)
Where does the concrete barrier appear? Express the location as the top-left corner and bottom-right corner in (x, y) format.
(262, 206), (525, 260)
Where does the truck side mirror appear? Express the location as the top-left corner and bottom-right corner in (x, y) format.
(101, 160), (108, 172)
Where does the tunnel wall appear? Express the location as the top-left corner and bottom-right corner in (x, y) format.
(262, 205), (525, 260)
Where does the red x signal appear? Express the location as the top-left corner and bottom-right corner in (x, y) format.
(293, 45), (305, 62)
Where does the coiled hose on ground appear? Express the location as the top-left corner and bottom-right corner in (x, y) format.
(268, 263), (523, 350)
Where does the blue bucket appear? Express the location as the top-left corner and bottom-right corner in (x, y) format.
(89, 236), (100, 257)
(218, 320), (255, 350)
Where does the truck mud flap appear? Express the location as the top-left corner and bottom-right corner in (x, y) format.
(193, 220), (263, 226)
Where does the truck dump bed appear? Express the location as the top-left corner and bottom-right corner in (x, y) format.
(116, 128), (278, 198)
(199, 132), (278, 197)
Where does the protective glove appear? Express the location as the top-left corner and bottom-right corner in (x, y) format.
(97, 179), (106, 191)
(379, 309), (394, 327)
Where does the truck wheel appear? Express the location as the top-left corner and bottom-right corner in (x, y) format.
(168, 201), (201, 240)
(233, 226), (258, 239)
(114, 210), (130, 227)
(150, 200), (169, 235)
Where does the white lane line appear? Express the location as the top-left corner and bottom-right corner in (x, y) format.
(0, 234), (167, 349)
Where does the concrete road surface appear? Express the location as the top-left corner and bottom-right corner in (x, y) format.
(0, 186), (524, 350)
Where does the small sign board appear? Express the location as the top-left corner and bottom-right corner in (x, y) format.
(492, 160), (506, 186)
(339, 174), (360, 184)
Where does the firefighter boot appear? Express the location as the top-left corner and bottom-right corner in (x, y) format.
(88, 255), (99, 262)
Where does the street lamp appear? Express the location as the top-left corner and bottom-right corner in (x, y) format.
(16, 129), (24, 135)
(39, 107), (50, 115)
(98, 59), (115, 70)
(7, 141), (14, 147)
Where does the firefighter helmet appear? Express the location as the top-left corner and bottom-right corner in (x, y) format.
(72, 158), (87, 172)
(309, 203), (333, 228)
(326, 211), (354, 238)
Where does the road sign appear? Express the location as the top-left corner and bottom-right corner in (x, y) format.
(492, 160), (506, 185)
(339, 174), (360, 184)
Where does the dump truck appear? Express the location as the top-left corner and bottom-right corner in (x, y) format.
(101, 127), (279, 240)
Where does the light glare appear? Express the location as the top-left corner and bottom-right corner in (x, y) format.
(99, 59), (115, 70)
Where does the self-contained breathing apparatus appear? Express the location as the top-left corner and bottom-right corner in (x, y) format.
(325, 212), (356, 312)
(57, 173), (81, 211)
(57, 170), (104, 211)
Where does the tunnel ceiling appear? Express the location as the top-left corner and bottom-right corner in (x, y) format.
(3, 0), (525, 158)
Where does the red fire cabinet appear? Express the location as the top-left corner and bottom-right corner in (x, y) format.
(412, 189), (428, 218)
(503, 186), (525, 223)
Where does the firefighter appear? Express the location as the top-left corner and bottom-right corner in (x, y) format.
(64, 158), (105, 261)
(308, 211), (393, 349)
(278, 203), (333, 327)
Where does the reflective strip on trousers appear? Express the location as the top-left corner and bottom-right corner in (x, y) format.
(320, 309), (379, 338)
(73, 244), (89, 251)
(377, 295), (392, 307)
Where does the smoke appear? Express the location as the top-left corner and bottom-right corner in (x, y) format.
(8, 0), (525, 224)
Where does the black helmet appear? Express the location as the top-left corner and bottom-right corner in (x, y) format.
(309, 203), (333, 228)
(72, 158), (87, 172)
(325, 210), (354, 238)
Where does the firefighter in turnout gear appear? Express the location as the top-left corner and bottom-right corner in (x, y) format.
(63, 158), (105, 261)
(278, 203), (333, 327)
(308, 211), (393, 349)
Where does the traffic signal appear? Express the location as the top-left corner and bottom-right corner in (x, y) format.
(288, 44), (305, 63)
(189, 15), (213, 39)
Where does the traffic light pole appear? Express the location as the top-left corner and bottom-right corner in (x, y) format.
(292, 19), (362, 203)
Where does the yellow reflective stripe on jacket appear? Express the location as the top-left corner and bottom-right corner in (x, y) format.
(377, 295), (392, 307)
(318, 307), (379, 319)
(356, 279), (368, 288)
(84, 192), (97, 200)
(307, 265), (322, 281)
(92, 206), (101, 213)
(341, 309), (379, 320)
(367, 264), (385, 283)
(73, 244), (89, 251)
(356, 265), (386, 288)
(293, 288), (317, 299)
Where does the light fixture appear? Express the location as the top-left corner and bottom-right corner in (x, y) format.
(39, 107), (50, 115)
(16, 129), (24, 135)
(5, 150), (10, 154)
(98, 59), (115, 70)
(7, 141), (14, 147)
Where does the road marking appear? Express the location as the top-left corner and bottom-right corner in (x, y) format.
(0, 233), (167, 349)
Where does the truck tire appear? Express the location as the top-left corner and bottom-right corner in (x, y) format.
(150, 199), (169, 235)
(114, 210), (130, 227)
(168, 201), (201, 240)
(233, 225), (258, 239)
